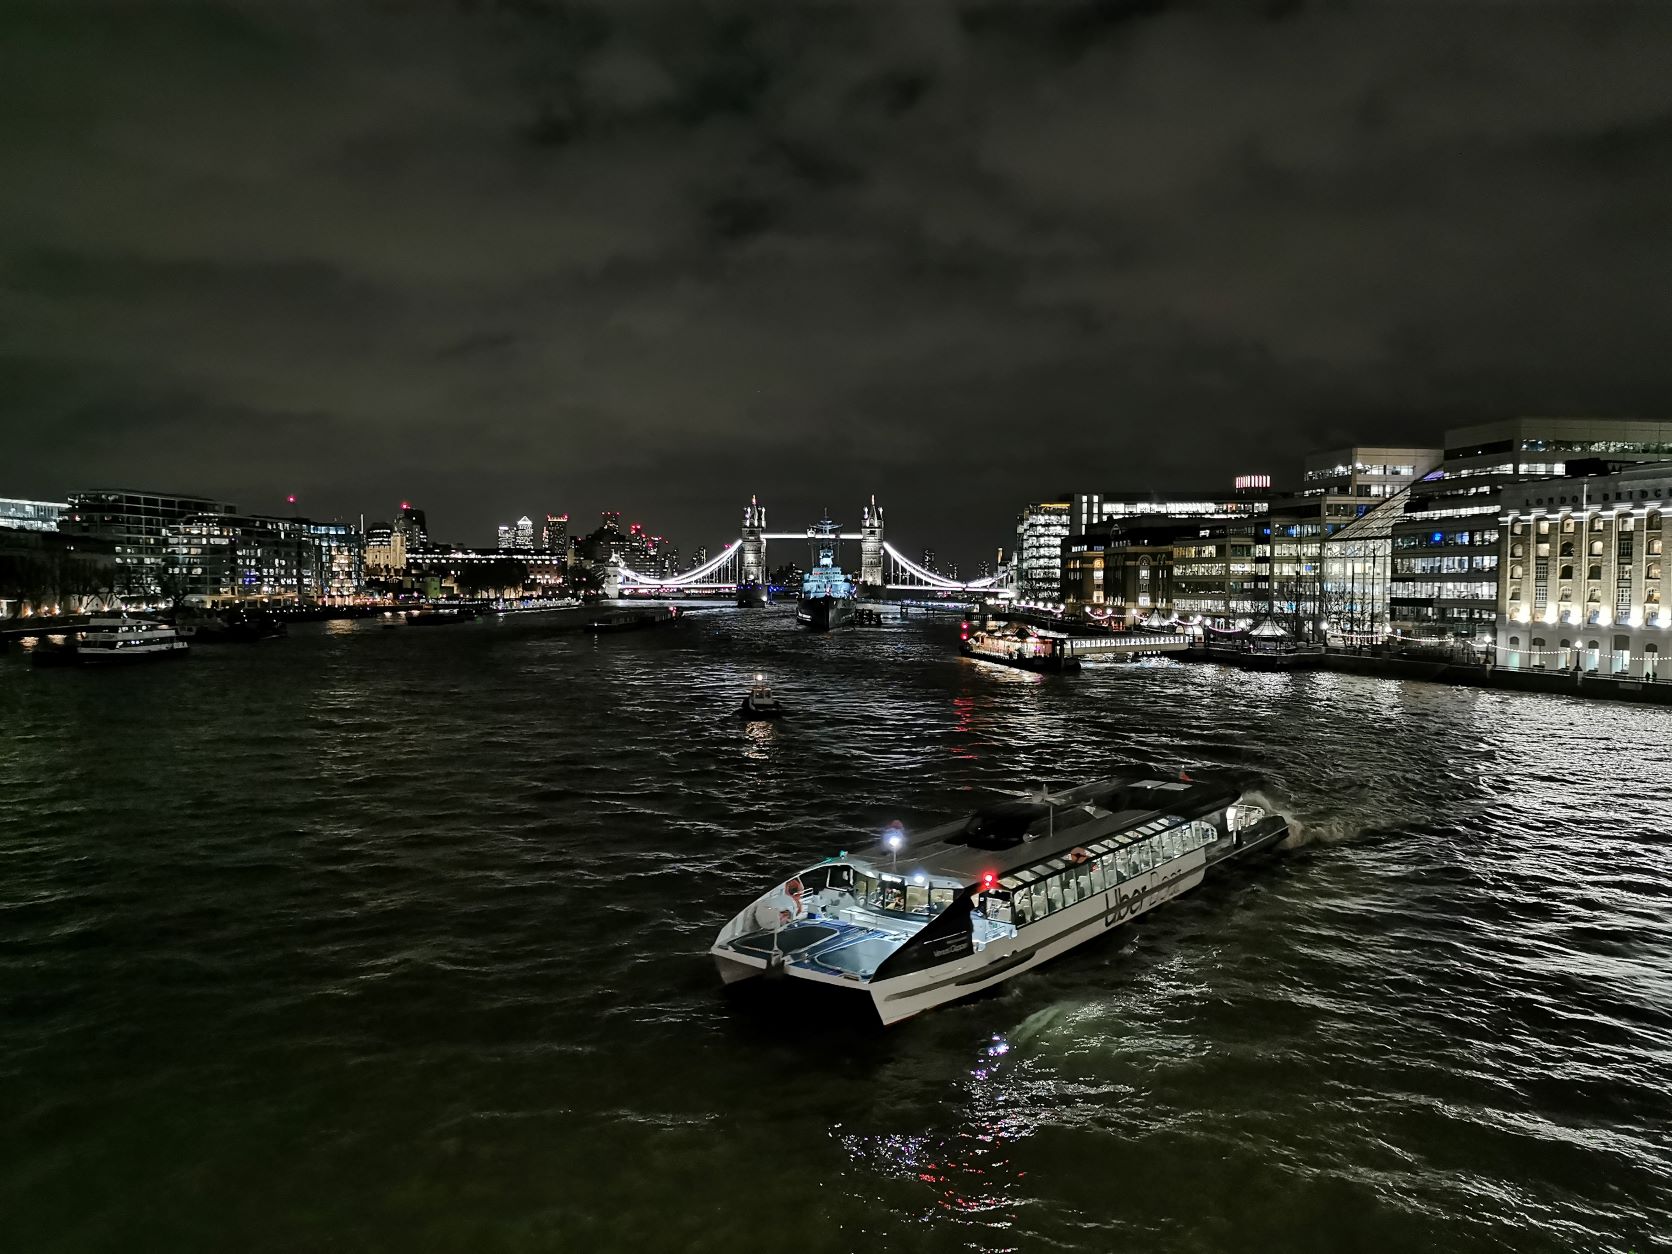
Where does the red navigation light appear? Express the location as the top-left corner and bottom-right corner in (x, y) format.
(286, 495), (297, 504)
(400, 500), (411, 510)
(980, 871), (997, 890)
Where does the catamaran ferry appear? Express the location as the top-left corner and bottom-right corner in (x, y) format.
(711, 767), (1289, 1024)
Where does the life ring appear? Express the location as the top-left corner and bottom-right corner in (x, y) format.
(1068, 847), (1091, 865)
(785, 877), (804, 914)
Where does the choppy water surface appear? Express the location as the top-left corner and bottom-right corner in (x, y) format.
(2, 609), (1669, 1253)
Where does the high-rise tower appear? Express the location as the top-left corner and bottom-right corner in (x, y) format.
(860, 494), (884, 590)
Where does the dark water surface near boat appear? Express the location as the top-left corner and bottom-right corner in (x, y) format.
(2, 609), (1669, 1253)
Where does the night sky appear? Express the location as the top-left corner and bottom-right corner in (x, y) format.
(4, 1), (1672, 564)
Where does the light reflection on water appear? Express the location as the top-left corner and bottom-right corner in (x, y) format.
(1, 608), (1669, 1253)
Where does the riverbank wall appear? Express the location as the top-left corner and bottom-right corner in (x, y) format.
(1182, 646), (1672, 706)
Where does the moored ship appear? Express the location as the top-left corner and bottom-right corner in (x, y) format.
(795, 514), (858, 632)
(33, 616), (190, 667)
(711, 766), (1290, 1024)
(960, 619), (1080, 673)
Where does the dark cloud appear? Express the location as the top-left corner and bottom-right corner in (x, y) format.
(2, 0), (1671, 562)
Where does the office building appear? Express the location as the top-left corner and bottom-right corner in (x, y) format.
(1072, 488), (1269, 536)
(1016, 500), (1071, 602)
(163, 514), (363, 604)
(1496, 463), (1670, 677)
(1391, 418), (1672, 639)
(542, 513), (569, 556)
(63, 490), (238, 597)
(0, 498), (68, 533)
(1268, 447), (1440, 637)
(396, 502), (428, 549)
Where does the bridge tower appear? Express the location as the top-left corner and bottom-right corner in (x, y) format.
(740, 494), (767, 587)
(860, 494), (884, 590)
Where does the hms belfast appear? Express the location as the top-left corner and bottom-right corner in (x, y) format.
(796, 514), (859, 632)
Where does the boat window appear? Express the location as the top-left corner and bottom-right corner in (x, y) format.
(1076, 865), (1095, 900)
(856, 872), (878, 905)
(1012, 885), (1034, 924)
(1088, 858), (1107, 894)
(982, 891), (1012, 924)
(930, 886), (955, 915)
(1135, 841), (1156, 873)
(1032, 880), (1054, 918)
(1116, 847), (1135, 880)
(1043, 874), (1066, 914)
(905, 882), (930, 914)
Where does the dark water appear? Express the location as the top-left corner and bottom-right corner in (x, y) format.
(2, 609), (1669, 1253)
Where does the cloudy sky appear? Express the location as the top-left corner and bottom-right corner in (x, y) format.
(3, 0), (1671, 563)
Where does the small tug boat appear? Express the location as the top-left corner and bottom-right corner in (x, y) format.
(711, 766), (1289, 1025)
(738, 674), (784, 720)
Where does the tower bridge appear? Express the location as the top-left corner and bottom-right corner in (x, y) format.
(611, 495), (1014, 600)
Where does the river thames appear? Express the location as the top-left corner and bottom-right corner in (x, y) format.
(2, 609), (1669, 1253)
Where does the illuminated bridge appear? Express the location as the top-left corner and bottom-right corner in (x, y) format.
(611, 496), (1014, 599)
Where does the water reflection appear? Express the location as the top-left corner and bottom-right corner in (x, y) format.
(741, 719), (778, 761)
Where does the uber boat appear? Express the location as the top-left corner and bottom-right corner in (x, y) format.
(711, 767), (1289, 1025)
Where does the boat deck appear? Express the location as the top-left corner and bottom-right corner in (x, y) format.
(724, 912), (914, 981)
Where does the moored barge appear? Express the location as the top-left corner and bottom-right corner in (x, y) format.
(959, 619), (1080, 673)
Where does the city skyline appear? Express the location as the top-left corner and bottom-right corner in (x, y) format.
(6, 4), (1672, 567)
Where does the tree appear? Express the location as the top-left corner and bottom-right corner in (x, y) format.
(158, 568), (192, 613)
(451, 564), (490, 598)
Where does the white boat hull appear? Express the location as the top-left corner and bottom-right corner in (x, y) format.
(866, 859), (1206, 1024)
